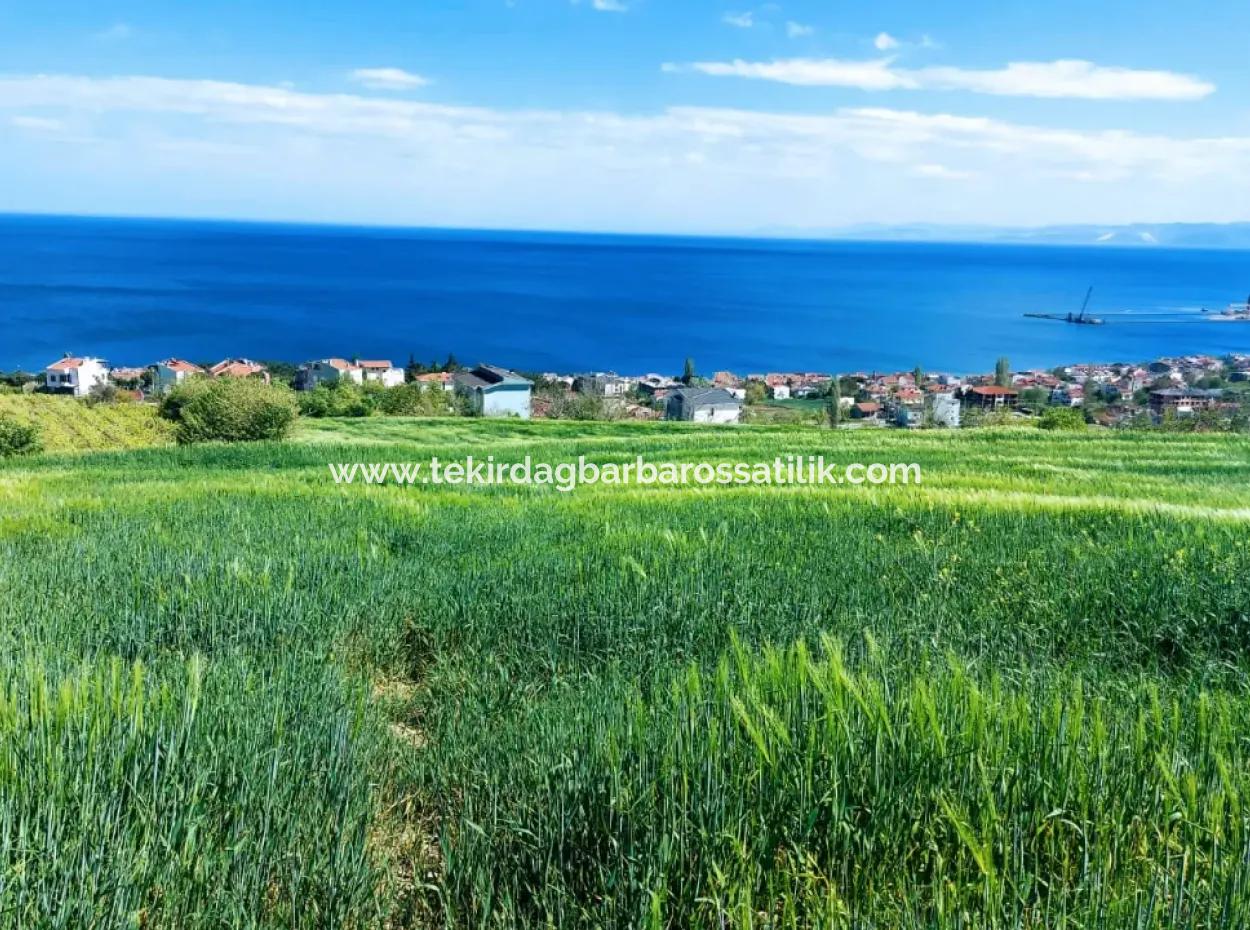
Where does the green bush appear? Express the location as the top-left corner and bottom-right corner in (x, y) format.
(297, 382), (373, 418)
(373, 382), (453, 417)
(160, 377), (298, 443)
(0, 417), (41, 457)
(1038, 406), (1087, 430)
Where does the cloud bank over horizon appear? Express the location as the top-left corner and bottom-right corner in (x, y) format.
(0, 53), (1241, 232)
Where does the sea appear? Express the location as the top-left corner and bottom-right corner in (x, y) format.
(2, 213), (1247, 375)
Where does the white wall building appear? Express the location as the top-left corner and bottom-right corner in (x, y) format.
(453, 365), (533, 418)
(297, 358), (404, 389)
(297, 358), (363, 389)
(44, 356), (108, 397)
(357, 360), (405, 388)
(665, 387), (743, 424)
(152, 358), (205, 395)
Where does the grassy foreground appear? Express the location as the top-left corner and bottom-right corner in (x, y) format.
(1, 419), (1249, 928)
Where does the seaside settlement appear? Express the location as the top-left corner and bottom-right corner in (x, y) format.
(20, 350), (1250, 429)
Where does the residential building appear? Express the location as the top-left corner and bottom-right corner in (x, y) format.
(44, 356), (108, 397)
(297, 358), (403, 390)
(109, 367), (147, 384)
(637, 374), (682, 400)
(851, 401), (881, 420)
(357, 360), (405, 387)
(209, 359), (271, 383)
(296, 358), (361, 390)
(930, 393), (961, 428)
(665, 387), (743, 423)
(891, 389), (926, 428)
(416, 371), (455, 392)
(573, 372), (630, 397)
(965, 386), (1019, 409)
(152, 359), (205, 395)
(454, 365), (533, 418)
(1149, 387), (1222, 418)
(770, 384), (791, 400)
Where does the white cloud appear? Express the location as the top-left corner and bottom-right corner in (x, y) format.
(0, 73), (1247, 229)
(348, 68), (429, 91)
(911, 163), (974, 180)
(673, 57), (1216, 100)
(571, 0), (628, 11)
(679, 58), (908, 90)
(874, 32), (899, 51)
(786, 21), (814, 38)
(723, 11), (755, 28)
(917, 60), (1213, 100)
(94, 23), (134, 42)
(10, 115), (66, 133)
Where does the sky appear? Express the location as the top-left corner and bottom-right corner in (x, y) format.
(1, 0), (1248, 234)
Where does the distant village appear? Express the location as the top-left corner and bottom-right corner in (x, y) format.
(13, 349), (1250, 429)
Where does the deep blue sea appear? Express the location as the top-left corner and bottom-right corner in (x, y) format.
(2, 214), (1247, 375)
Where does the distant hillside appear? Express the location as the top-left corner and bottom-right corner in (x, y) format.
(804, 222), (1250, 249)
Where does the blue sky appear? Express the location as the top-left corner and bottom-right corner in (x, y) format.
(1, 0), (1248, 233)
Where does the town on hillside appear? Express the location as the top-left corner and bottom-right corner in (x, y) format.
(11, 350), (1250, 430)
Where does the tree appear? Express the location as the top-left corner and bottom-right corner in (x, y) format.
(0, 418), (41, 457)
(827, 375), (842, 427)
(912, 365), (924, 387)
(160, 378), (298, 443)
(681, 357), (696, 386)
(404, 353), (422, 383)
(744, 381), (767, 405)
(443, 353), (460, 372)
(994, 357), (1012, 387)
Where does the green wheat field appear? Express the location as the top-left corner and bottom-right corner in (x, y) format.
(2, 416), (1250, 928)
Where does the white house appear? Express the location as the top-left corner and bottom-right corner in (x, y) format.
(453, 365), (533, 418)
(44, 356), (108, 397)
(665, 387), (743, 424)
(152, 358), (205, 395)
(770, 384), (791, 400)
(357, 360), (405, 388)
(415, 371), (456, 392)
(297, 358), (405, 390)
(297, 358), (364, 389)
(573, 372), (631, 397)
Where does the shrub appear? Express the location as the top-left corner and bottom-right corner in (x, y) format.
(85, 382), (119, 406)
(374, 382), (453, 417)
(1038, 406), (1087, 431)
(0, 418), (41, 457)
(540, 390), (619, 421)
(297, 382), (373, 418)
(160, 378), (298, 443)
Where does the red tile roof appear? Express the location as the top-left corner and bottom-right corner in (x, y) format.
(970, 385), (1019, 396)
(47, 357), (85, 371)
(160, 358), (204, 373)
(356, 360), (393, 370)
(210, 359), (268, 378)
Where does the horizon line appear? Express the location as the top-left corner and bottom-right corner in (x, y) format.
(4, 209), (1250, 251)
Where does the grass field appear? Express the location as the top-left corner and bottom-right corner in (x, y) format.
(1, 419), (1249, 928)
(0, 392), (173, 451)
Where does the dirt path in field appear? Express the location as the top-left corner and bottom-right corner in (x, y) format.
(370, 674), (441, 928)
